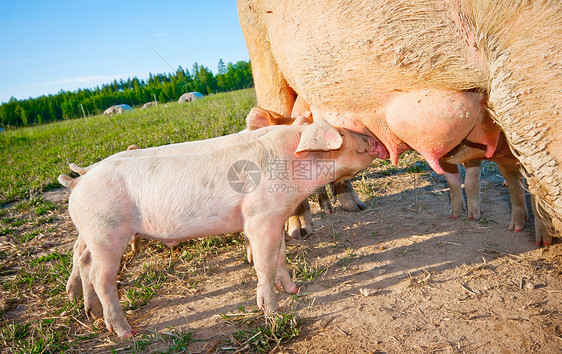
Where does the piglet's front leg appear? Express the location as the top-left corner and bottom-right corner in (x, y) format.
(285, 199), (312, 240)
(245, 218), (285, 312)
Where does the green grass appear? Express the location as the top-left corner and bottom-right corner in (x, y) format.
(335, 252), (357, 268)
(0, 89), (257, 203)
(220, 310), (301, 352)
(0, 320), (74, 353)
(288, 253), (327, 283)
(109, 329), (194, 353)
(10, 250), (72, 295)
(123, 265), (167, 311)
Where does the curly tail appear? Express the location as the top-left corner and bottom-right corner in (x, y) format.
(58, 174), (80, 190)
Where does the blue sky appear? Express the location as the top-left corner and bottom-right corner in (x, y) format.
(0, 1), (250, 103)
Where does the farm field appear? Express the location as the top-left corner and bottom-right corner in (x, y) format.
(0, 89), (561, 352)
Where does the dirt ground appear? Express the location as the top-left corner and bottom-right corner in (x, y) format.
(2, 155), (561, 353)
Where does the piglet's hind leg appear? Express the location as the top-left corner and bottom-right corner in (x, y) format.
(464, 160), (482, 221)
(87, 232), (135, 337)
(67, 235), (86, 301)
(79, 248), (103, 319)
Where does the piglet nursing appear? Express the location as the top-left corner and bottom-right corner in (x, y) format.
(59, 119), (375, 337)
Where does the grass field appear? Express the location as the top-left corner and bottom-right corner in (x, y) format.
(0, 89), (257, 203)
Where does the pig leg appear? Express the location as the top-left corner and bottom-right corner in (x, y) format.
(316, 186), (334, 214)
(496, 160), (528, 232)
(464, 160), (482, 221)
(85, 232), (134, 337)
(237, 4), (295, 116)
(245, 232), (298, 295)
(130, 234), (140, 254)
(275, 236), (299, 294)
(531, 197), (552, 247)
(78, 248), (103, 319)
(245, 218), (284, 312)
(244, 234), (253, 263)
(441, 161), (464, 218)
(285, 200), (312, 240)
(331, 180), (367, 212)
(67, 235), (86, 300)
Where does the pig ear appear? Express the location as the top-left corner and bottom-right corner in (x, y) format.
(246, 107), (290, 130)
(246, 107), (275, 130)
(295, 119), (343, 156)
(291, 111), (313, 126)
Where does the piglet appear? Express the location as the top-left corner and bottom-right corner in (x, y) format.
(59, 119), (376, 337)
(63, 123), (284, 302)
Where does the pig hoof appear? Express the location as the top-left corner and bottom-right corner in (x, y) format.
(110, 322), (136, 338)
(287, 283), (300, 294)
(539, 236), (553, 247)
(121, 328), (137, 338)
(85, 301), (103, 319)
(66, 283), (83, 301)
(340, 200), (366, 212)
(319, 201), (334, 214)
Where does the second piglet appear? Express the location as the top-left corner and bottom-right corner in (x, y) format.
(60, 119), (376, 337)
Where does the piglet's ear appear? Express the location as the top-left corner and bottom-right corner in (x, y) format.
(246, 107), (276, 130)
(295, 118), (343, 156)
(291, 111), (313, 126)
(246, 107), (296, 130)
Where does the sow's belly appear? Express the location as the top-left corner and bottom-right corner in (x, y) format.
(262, 0), (496, 173)
(307, 89), (500, 175)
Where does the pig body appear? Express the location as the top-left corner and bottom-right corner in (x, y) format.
(64, 125), (284, 301)
(69, 126), (280, 175)
(238, 0), (562, 244)
(62, 121), (375, 337)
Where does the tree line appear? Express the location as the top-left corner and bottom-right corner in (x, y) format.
(0, 60), (253, 128)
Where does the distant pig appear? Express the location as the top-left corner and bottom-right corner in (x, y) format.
(59, 119), (376, 337)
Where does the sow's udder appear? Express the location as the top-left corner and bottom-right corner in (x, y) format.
(384, 89), (500, 174)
